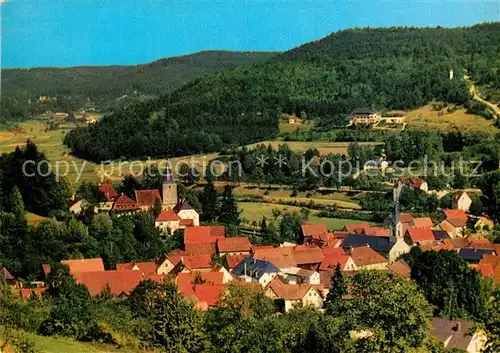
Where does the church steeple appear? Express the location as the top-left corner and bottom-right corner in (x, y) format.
(162, 167), (177, 208)
(390, 181), (404, 243)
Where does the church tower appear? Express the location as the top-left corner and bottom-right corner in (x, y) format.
(390, 181), (404, 243)
(162, 168), (177, 208)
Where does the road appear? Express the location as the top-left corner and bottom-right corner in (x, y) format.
(465, 75), (500, 120)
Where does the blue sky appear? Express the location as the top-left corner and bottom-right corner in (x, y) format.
(2, 0), (499, 68)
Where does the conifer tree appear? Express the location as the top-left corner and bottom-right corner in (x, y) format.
(325, 264), (345, 315)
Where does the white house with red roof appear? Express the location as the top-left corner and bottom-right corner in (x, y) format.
(452, 190), (472, 212)
(155, 208), (182, 233)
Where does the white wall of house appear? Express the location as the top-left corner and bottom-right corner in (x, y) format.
(155, 220), (180, 234)
(177, 209), (200, 226)
(156, 258), (175, 275)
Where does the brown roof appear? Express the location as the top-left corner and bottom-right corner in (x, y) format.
(411, 217), (433, 228)
(265, 276), (323, 300)
(443, 209), (468, 223)
(343, 223), (370, 234)
(19, 288), (46, 300)
(225, 254), (249, 269)
(406, 227), (435, 243)
(349, 246), (387, 267)
(301, 224), (328, 237)
(430, 318), (475, 350)
(400, 213), (413, 223)
(387, 260), (411, 277)
(112, 193), (138, 211)
(74, 270), (144, 297)
(217, 237), (251, 253)
(115, 261), (157, 275)
(420, 240), (455, 252)
(168, 254), (213, 270)
(99, 183), (117, 202)
(399, 177), (426, 188)
(253, 245), (325, 269)
(61, 258), (105, 275)
(155, 208), (181, 222)
(135, 190), (162, 207)
(0, 266), (15, 280)
(479, 254), (500, 284)
(185, 242), (217, 256)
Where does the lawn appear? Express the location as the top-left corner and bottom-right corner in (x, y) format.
(406, 104), (497, 132)
(246, 140), (383, 156)
(26, 212), (48, 226)
(238, 202), (372, 231)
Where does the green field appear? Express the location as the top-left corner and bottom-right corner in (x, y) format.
(246, 140), (383, 156)
(238, 202), (373, 230)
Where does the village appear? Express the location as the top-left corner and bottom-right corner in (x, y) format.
(1, 168), (498, 353)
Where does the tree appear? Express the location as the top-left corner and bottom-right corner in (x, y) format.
(118, 175), (142, 199)
(150, 281), (207, 353)
(218, 185), (240, 226)
(325, 264), (345, 315)
(482, 287), (500, 353)
(201, 181), (218, 222)
(7, 186), (25, 217)
(342, 271), (433, 353)
(76, 182), (106, 205)
(278, 211), (302, 244)
(410, 250), (487, 319)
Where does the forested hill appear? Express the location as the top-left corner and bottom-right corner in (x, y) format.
(65, 23), (500, 162)
(1, 51), (277, 120)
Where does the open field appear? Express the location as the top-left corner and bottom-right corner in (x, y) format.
(278, 119), (314, 134)
(246, 140), (383, 156)
(0, 328), (156, 353)
(238, 202), (373, 230)
(406, 104), (497, 132)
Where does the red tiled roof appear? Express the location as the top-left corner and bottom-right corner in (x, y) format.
(167, 254), (213, 270)
(155, 208), (181, 222)
(406, 227), (435, 243)
(479, 254), (500, 284)
(301, 224), (328, 237)
(61, 258), (105, 275)
(420, 240), (455, 252)
(112, 193), (138, 211)
(19, 288), (46, 300)
(468, 238), (494, 249)
(350, 246), (387, 267)
(135, 190), (162, 207)
(184, 226), (226, 244)
(253, 245), (324, 268)
(470, 263), (494, 278)
(194, 284), (226, 307)
(225, 254), (249, 269)
(343, 223), (370, 234)
(99, 183), (117, 202)
(365, 227), (391, 237)
(217, 237), (251, 253)
(387, 260), (411, 277)
(411, 217), (433, 228)
(115, 261), (157, 275)
(41, 264), (51, 278)
(265, 276), (322, 300)
(399, 178), (426, 188)
(177, 271), (224, 294)
(400, 213), (413, 223)
(331, 231), (349, 240)
(185, 243), (217, 256)
(74, 270), (144, 296)
(443, 209), (468, 223)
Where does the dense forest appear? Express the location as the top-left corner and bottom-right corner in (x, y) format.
(0, 51), (277, 121)
(64, 23), (500, 161)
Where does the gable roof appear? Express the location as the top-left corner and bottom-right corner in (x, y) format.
(74, 270), (144, 296)
(387, 260), (411, 277)
(319, 247), (351, 271)
(112, 193), (138, 211)
(115, 261), (157, 275)
(177, 271), (224, 294)
(430, 318), (475, 351)
(349, 246), (387, 267)
(252, 245), (324, 269)
(173, 201), (194, 212)
(301, 224), (328, 237)
(458, 248), (495, 262)
(225, 254), (249, 269)
(61, 258), (105, 275)
(265, 276), (322, 300)
(399, 178), (426, 188)
(19, 288), (46, 300)
(184, 226), (226, 244)
(171, 254), (214, 270)
(99, 183), (117, 202)
(479, 254), (500, 284)
(443, 209), (468, 223)
(470, 263), (494, 278)
(406, 227), (435, 243)
(400, 213), (413, 223)
(0, 266), (15, 280)
(343, 223), (370, 234)
(411, 217), (433, 228)
(135, 190), (162, 207)
(452, 190), (470, 202)
(217, 237), (251, 253)
(232, 256), (279, 279)
(185, 242), (217, 256)
(342, 234), (392, 253)
(155, 208), (181, 222)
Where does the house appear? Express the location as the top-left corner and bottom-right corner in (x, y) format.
(470, 263), (494, 278)
(399, 178), (429, 192)
(349, 108), (381, 125)
(184, 226), (226, 244)
(112, 193), (139, 213)
(264, 276), (324, 312)
(252, 245), (325, 272)
(155, 208), (181, 234)
(173, 201), (200, 226)
(387, 260), (411, 277)
(0, 266), (18, 287)
(301, 224), (338, 247)
(443, 209), (468, 223)
(380, 115), (406, 124)
(211, 265), (233, 283)
(98, 183), (118, 211)
(59, 258), (105, 275)
(349, 246), (388, 270)
(473, 216), (494, 233)
(458, 248), (495, 263)
(342, 234), (394, 258)
(282, 267), (321, 285)
(232, 256), (279, 287)
(439, 218), (467, 238)
(410, 217), (433, 228)
(115, 261), (158, 276)
(69, 199), (97, 215)
(430, 318), (486, 353)
(18, 288), (46, 300)
(479, 254), (500, 285)
(135, 190), (162, 211)
(420, 239), (455, 252)
(73, 270), (144, 297)
(404, 227), (435, 246)
(342, 223), (371, 234)
(168, 254), (214, 274)
(452, 191), (472, 212)
(225, 254), (249, 270)
(319, 247), (357, 272)
(217, 237), (251, 256)
(432, 230), (451, 241)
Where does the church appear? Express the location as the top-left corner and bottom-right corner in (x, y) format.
(98, 171), (199, 233)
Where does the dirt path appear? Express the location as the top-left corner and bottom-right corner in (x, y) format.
(465, 75), (500, 120)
